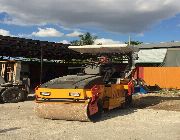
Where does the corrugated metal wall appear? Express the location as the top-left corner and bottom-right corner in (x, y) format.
(142, 67), (180, 89)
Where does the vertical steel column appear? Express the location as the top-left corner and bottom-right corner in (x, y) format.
(40, 42), (43, 84)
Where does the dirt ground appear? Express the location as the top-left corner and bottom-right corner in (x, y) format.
(0, 93), (180, 140)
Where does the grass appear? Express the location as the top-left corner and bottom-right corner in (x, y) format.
(158, 89), (180, 95)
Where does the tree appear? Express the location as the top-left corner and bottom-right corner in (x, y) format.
(70, 40), (81, 46)
(125, 40), (143, 45)
(70, 32), (97, 46)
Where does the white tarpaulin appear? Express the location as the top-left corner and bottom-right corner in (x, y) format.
(136, 49), (167, 63)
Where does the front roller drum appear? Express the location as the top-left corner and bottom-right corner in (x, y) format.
(35, 100), (103, 122)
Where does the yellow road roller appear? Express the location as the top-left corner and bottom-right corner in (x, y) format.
(35, 44), (138, 121)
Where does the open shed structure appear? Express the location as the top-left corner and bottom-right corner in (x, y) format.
(0, 35), (80, 60)
(136, 42), (180, 89)
(1, 35), (180, 89)
(0, 35), (83, 90)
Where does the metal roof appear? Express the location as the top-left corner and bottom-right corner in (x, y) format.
(0, 35), (80, 60)
(69, 44), (138, 54)
(0, 36), (138, 61)
(137, 41), (180, 49)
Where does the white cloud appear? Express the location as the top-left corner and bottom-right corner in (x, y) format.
(17, 33), (32, 38)
(32, 28), (64, 37)
(0, 0), (180, 33)
(94, 38), (122, 45)
(66, 31), (83, 37)
(58, 25), (82, 32)
(136, 33), (144, 37)
(60, 40), (70, 44)
(0, 29), (12, 36)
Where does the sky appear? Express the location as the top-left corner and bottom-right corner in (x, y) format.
(0, 0), (180, 44)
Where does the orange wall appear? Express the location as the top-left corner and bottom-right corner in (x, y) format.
(143, 67), (180, 89)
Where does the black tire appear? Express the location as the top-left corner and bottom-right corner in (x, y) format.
(0, 94), (3, 103)
(0, 88), (6, 103)
(88, 99), (103, 122)
(1, 87), (24, 103)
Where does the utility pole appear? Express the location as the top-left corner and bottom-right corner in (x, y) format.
(128, 35), (131, 45)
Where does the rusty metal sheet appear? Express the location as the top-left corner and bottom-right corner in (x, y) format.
(35, 102), (91, 121)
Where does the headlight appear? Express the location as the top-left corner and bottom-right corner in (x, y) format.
(69, 92), (80, 97)
(40, 92), (51, 96)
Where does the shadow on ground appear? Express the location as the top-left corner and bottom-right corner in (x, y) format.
(101, 107), (136, 121)
(100, 94), (180, 121)
(0, 127), (21, 133)
(132, 95), (180, 111)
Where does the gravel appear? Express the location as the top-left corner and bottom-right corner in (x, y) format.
(0, 94), (180, 140)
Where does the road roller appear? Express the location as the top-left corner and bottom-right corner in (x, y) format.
(35, 44), (138, 121)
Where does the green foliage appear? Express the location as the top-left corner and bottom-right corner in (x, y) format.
(125, 40), (143, 45)
(70, 40), (81, 46)
(70, 32), (97, 46)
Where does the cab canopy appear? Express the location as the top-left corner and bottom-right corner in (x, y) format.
(69, 44), (138, 54)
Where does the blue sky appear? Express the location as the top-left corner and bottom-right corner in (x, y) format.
(0, 0), (180, 44)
